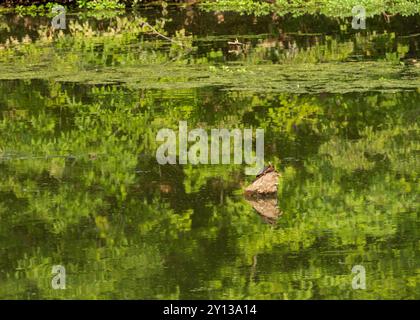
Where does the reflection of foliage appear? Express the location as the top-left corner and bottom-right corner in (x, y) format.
(0, 10), (419, 299)
(1, 16), (419, 93)
(0, 78), (418, 298)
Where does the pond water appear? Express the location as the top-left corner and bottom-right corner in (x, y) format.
(0, 5), (419, 299)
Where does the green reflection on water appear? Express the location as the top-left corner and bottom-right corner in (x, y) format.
(0, 7), (418, 299)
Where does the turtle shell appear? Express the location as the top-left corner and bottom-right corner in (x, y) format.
(256, 164), (274, 177)
(256, 165), (269, 177)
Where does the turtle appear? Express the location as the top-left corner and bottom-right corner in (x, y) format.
(256, 162), (275, 179)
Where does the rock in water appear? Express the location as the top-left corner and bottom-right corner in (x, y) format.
(244, 170), (281, 223)
(244, 171), (279, 196)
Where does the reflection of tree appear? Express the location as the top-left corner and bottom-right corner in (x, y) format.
(0, 77), (418, 298)
(0, 10), (418, 299)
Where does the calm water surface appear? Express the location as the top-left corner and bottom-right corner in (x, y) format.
(0, 6), (419, 299)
